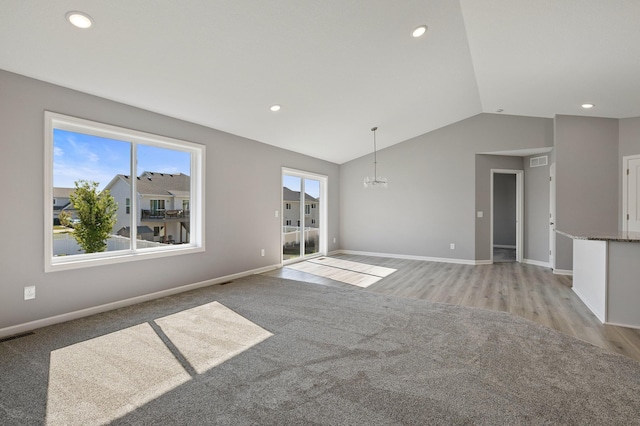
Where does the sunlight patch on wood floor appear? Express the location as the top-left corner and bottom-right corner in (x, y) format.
(287, 257), (396, 288)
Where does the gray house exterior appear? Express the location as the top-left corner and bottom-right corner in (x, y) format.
(104, 171), (190, 244)
(282, 187), (319, 229)
(52, 187), (74, 224)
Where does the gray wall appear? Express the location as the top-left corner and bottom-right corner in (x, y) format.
(475, 155), (524, 260)
(340, 114), (553, 261)
(554, 115), (619, 271)
(493, 173), (517, 247)
(0, 70), (340, 331)
(618, 117), (640, 157)
(524, 154), (551, 264)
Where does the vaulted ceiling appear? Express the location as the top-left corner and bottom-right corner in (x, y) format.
(2, 1), (639, 164)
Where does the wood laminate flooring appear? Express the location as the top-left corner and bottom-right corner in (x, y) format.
(264, 254), (640, 362)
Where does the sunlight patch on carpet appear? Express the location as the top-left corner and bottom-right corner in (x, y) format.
(155, 301), (273, 374)
(46, 323), (191, 426)
(45, 302), (272, 425)
(287, 257), (396, 287)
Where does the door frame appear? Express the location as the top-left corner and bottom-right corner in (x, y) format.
(490, 169), (524, 263)
(281, 167), (328, 265)
(622, 154), (640, 232)
(549, 163), (556, 270)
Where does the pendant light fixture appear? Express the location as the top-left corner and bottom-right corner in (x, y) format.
(363, 126), (388, 188)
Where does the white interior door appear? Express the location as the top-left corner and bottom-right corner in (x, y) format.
(625, 157), (640, 232)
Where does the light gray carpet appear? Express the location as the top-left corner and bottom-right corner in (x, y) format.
(1, 274), (640, 425)
(493, 247), (516, 262)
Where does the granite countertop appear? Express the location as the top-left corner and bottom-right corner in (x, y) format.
(556, 229), (640, 242)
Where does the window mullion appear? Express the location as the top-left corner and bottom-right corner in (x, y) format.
(130, 142), (137, 251)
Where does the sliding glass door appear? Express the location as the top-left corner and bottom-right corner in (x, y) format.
(282, 169), (326, 263)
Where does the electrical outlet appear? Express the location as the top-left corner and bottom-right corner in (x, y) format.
(450, 243), (455, 250)
(477, 211), (483, 218)
(24, 286), (36, 300)
(275, 210), (279, 218)
(333, 237), (336, 244)
(261, 249), (265, 257)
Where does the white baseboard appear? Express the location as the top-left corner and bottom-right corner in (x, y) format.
(334, 251), (554, 269)
(523, 258), (551, 268)
(0, 263), (281, 339)
(604, 321), (640, 331)
(553, 268), (573, 276)
(337, 250), (486, 265)
(494, 244), (516, 249)
(573, 287), (605, 323)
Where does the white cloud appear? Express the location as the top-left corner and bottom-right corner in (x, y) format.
(87, 152), (99, 163)
(67, 136), (100, 163)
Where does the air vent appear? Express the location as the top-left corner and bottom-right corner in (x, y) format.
(530, 156), (548, 168)
(0, 331), (35, 343)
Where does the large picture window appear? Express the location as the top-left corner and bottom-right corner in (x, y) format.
(44, 112), (205, 271)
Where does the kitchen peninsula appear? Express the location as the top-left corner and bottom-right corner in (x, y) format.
(557, 230), (640, 329)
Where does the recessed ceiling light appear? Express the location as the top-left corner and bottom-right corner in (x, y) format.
(412, 25), (428, 38)
(270, 105), (281, 112)
(581, 103), (595, 109)
(66, 11), (93, 29)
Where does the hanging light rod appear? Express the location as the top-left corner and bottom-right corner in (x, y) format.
(364, 126), (388, 189)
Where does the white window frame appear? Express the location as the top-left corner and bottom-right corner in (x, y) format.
(44, 111), (205, 272)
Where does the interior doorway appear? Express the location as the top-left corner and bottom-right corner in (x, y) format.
(491, 169), (523, 263)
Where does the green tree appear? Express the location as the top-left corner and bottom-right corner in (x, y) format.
(58, 210), (72, 227)
(69, 180), (118, 253)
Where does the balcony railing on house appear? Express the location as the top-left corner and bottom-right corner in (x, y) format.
(141, 209), (190, 221)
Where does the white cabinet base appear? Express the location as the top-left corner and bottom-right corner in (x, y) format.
(572, 239), (607, 323)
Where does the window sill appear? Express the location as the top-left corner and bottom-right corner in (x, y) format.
(46, 245), (204, 273)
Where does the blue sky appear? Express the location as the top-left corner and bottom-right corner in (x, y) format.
(283, 175), (320, 199)
(54, 129), (319, 198)
(53, 129), (191, 190)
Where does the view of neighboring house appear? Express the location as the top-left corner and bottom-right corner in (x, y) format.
(104, 171), (190, 244)
(282, 186), (320, 256)
(52, 187), (74, 224)
(282, 187), (319, 229)
(115, 225), (154, 242)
